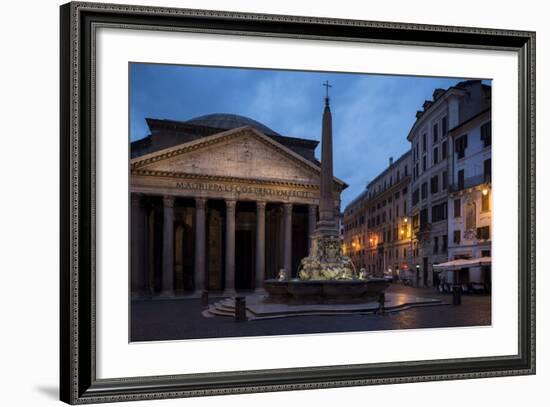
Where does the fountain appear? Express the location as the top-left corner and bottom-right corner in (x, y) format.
(264, 83), (388, 303)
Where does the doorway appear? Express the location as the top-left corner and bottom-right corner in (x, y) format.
(235, 230), (254, 290)
(423, 257), (428, 286)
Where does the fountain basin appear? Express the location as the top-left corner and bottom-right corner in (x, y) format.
(264, 278), (388, 303)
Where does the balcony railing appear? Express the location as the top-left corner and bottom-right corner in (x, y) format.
(449, 174), (490, 192)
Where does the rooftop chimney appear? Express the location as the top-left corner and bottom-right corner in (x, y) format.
(389, 156), (394, 166)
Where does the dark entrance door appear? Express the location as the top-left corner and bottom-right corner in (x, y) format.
(235, 230), (254, 290)
(423, 257), (428, 286)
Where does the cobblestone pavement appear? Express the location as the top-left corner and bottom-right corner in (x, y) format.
(130, 283), (491, 342)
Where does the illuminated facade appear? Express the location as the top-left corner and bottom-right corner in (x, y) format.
(444, 108), (492, 286)
(408, 80), (491, 287)
(343, 153), (412, 278)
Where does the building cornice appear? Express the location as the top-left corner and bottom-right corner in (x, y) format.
(449, 108), (491, 137)
(407, 88), (467, 141)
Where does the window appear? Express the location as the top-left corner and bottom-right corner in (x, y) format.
(422, 155), (427, 171)
(404, 165), (408, 176)
(395, 191), (400, 199)
(454, 198), (461, 218)
(432, 202), (447, 223)
(484, 159), (492, 182)
(433, 147), (439, 165)
(412, 188), (419, 205)
(403, 200), (407, 215)
(481, 190), (490, 212)
(415, 144), (419, 161)
(453, 230), (461, 244)
(396, 205), (399, 217)
(477, 226), (490, 240)
(442, 140), (448, 159)
(421, 182), (428, 199)
(442, 116), (448, 135)
(433, 123), (438, 143)
(455, 134), (468, 159)
(402, 187), (408, 195)
(420, 208), (428, 228)
(430, 175), (439, 194)
(422, 133), (427, 152)
(481, 121), (491, 147)
(433, 236), (439, 253)
(412, 213), (419, 229)
(442, 171), (448, 190)
(442, 235), (448, 251)
(458, 169), (465, 190)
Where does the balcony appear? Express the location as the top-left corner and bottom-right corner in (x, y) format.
(449, 174), (490, 193)
(414, 222), (431, 239)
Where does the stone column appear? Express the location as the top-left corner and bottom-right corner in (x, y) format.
(194, 197), (207, 294)
(224, 199), (237, 295)
(161, 195), (175, 297)
(255, 201), (266, 292)
(308, 204), (317, 253)
(130, 193), (146, 298)
(283, 203), (293, 277)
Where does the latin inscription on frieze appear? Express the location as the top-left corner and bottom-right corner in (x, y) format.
(175, 181), (315, 200)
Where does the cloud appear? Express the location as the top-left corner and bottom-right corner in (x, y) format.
(130, 63), (465, 207)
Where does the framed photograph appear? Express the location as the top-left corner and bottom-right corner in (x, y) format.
(60, 1), (535, 404)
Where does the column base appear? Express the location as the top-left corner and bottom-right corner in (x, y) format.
(222, 288), (237, 298)
(254, 287), (267, 296)
(158, 291), (176, 299)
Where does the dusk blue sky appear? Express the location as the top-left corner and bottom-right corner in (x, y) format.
(130, 63), (486, 208)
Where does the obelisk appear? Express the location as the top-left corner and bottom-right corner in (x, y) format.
(317, 81), (338, 234)
(294, 81), (356, 281)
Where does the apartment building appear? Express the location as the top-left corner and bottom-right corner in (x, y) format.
(408, 80), (491, 287)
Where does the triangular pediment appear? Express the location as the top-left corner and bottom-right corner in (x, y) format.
(131, 126), (327, 186)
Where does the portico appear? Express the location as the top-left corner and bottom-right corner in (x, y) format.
(130, 125), (346, 298)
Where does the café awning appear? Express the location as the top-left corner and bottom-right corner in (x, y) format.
(433, 256), (492, 271)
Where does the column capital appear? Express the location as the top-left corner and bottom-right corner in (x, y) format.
(225, 199), (237, 210)
(283, 202), (293, 213)
(163, 195), (175, 208)
(195, 197), (207, 210)
(308, 203), (317, 211)
(256, 201), (267, 210)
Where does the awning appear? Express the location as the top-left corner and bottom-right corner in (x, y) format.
(433, 256), (492, 271)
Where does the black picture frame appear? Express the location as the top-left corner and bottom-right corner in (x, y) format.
(60, 2), (536, 404)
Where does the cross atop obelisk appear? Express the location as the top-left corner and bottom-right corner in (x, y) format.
(323, 80), (332, 103)
(318, 81), (336, 230)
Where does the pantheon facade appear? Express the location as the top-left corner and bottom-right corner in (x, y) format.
(130, 114), (346, 298)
